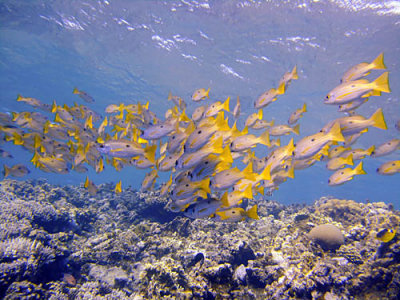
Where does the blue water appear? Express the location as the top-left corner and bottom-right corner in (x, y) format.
(0, 0), (399, 207)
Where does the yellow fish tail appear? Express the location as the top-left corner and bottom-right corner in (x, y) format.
(242, 162), (256, 181)
(367, 145), (375, 156)
(222, 97), (230, 112)
(286, 138), (295, 155)
(199, 178), (211, 194)
(210, 136), (224, 154)
(84, 176), (90, 188)
(16, 94), (23, 101)
(179, 109), (191, 122)
(277, 82), (285, 95)
(243, 184), (253, 199)
(370, 108), (387, 130)
(328, 122), (345, 143)
(292, 124), (300, 135)
(85, 115), (93, 129)
(205, 88), (210, 99)
(259, 130), (271, 147)
(220, 145), (233, 164)
(259, 165), (271, 181)
(246, 204), (259, 220)
(345, 154), (354, 166)
(115, 180), (122, 193)
(257, 109), (263, 120)
(354, 161), (366, 175)
(13, 132), (24, 145)
(221, 192), (230, 207)
(3, 165), (10, 178)
(215, 161), (231, 174)
(274, 138), (281, 147)
(302, 103), (307, 112)
(286, 165), (295, 179)
(73, 88), (79, 94)
(371, 52), (386, 70)
(291, 65), (299, 80)
(144, 145), (157, 164)
(373, 72), (391, 93)
(51, 100), (57, 113)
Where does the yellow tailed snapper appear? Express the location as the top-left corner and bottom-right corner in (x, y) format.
(176, 136), (223, 170)
(211, 163), (256, 190)
(328, 161), (366, 185)
(278, 66), (298, 90)
(341, 52), (386, 83)
(254, 83), (285, 109)
(215, 204), (259, 222)
(97, 140), (156, 163)
(3, 164), (30, 178)
(288, 103), (307, 125)
(371, 139), (400, 157)
(192, 88), (210, 101)
(183, 197), (221, 219)
(294, 122), (344, 160)
(326, 154), (353, 170)
(73, 88), (95, 103)
(376, 160), (400, 175)
(323, 108), (387, 137)
(324, 72), (390, 105)
(230, 130), (270, 152)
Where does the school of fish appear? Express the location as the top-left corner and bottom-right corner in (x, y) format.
(1, 53), (399, 222)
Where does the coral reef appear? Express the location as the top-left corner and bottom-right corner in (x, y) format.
(0, 179), (399, 299)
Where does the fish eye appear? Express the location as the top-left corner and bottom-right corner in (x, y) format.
(388, 142), (391, 145)
(197, 130), (202, 134)
(185, 184), (189, 187)
(328, 179), (331, 183)
(205, 161), (209, 164)
(311, 138), (315, 142)
(83, 128), (87, 131)
(126, 144), (130, 147)
(160, 125), (164, 128)
(232, 211), (236, 214)
(392, 163), (396, 166)
(172, 136), (175, 139)
(326, 95), (330, 99)
(341, 171), (344, 175)
(99, 144), (105, 148)
(175, 160), (178, 166)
